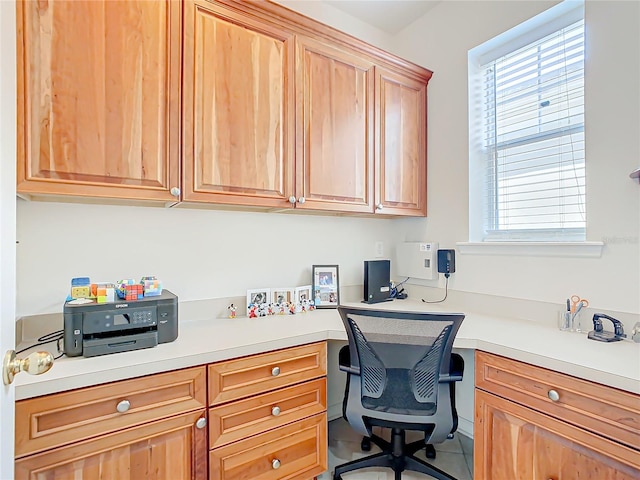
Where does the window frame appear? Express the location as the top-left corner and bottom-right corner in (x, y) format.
(468, 0), (586, 243)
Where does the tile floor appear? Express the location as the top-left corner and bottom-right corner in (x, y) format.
(318, 418), (474, 480)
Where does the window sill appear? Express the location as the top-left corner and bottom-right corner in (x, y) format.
(456, 241), (604, 258)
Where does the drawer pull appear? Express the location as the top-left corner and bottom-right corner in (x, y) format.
(547, 390), (560, 402)
(196, 417), (207, 429)
(116, 399), (131, 413)
(271, 366), (280, 377)
(272, 459), (281, 470)
(271, 406), (281, 416)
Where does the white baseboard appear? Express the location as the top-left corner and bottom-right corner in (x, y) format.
(456, 416), (474, 439)
(327, 402), (342, 421)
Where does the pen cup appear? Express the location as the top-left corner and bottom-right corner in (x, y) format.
(571, 310), (584, 333)
(558, 311), (572, 331)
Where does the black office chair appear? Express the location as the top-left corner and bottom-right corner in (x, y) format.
(334, 306), (465, 480)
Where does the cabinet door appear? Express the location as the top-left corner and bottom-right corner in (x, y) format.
(17, 0), (181, 202)
(15, 410), (208, 480)
(183, 0), (295, 208)
(475, 390), (640, 480)
(375, 68), (427, 216)
(295, 37), (374, 213)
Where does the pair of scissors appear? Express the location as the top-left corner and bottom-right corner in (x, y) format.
(570, 295), (589, 313)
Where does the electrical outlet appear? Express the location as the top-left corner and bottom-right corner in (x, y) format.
(375, 241), (384, 258)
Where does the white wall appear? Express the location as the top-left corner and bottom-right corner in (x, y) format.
(390, 0), (640, 314)
(16, 202), (397, 316)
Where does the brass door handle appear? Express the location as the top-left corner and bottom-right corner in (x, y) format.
(3, 350), (54, 385)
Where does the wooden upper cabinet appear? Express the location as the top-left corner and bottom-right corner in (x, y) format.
(17, 0), (181, 201)
(182, 0), (295, 208)
(375, 67), (428, 216)
(295, 36), (374, 213)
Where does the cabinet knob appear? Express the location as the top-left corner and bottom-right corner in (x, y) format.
(298, 196), (306, 204)
(195, 417), (207, 429)
(288, 196), (296, 204)
(547, 390), (560, 402)
(272, 459), (281, 470)
(2, 350), (54, 385)
(271, 406), (281, 416)
(376, 203), (383, 210)
(271, 366), (280, 377)
(170, 186), (181, 197)
(116, 399), (131, 413)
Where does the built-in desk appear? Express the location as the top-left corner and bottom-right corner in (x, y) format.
(15, 299), (639, 400)
(14, 300), (640, 478)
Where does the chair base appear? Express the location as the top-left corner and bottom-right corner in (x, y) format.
(333, 428), (457, 480)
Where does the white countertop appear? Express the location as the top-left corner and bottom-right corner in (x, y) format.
(15, 300), (640, 400)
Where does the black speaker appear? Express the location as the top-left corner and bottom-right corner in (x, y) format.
(363, 260), (392, 304)
(437, 249), (456, 275)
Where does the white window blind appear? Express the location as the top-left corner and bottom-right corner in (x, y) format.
(481, 19), (585, 241)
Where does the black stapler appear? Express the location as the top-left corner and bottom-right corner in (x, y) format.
(587, 314), (627, 342)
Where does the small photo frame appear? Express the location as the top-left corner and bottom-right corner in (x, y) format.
(247, 288), (270, 309)
(271, 288), (294, 305)
(312, 265), (339, 308)
(295, 285), (312, 304)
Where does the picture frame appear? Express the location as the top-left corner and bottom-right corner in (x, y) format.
(271, 288), (294, 305)
(312, 265), (340, 308)
(246, 288), (270, 315)
(295, 285), (312, 304)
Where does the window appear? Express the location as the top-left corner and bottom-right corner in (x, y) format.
(469, 1), (585, 242)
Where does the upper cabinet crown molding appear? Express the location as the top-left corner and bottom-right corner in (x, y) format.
(210, 0), (433, 84)
(18, 0), (432, 217)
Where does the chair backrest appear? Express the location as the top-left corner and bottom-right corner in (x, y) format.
(339, 306), (464, 416)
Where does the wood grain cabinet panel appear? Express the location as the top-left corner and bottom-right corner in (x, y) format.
(475, 350), (640, 450)
(295, 36), (374, 213)
(15, 410), (208, 480)
(182, 0), (296, 208)
(475, 390), (640, 480)
(208, 342), (327, 406)
(375, 67), (428, 216)
(17, 0), (181, 201)
(209, 412), (327, 480)
(15, 366), (206, 458)
(209, 377), (327, 449)
(475, 351), (640, 479)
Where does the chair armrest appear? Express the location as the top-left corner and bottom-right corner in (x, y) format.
(338, 345), (360, 375)
(439, 353), (464, 383)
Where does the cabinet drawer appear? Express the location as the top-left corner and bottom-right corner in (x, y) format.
(208, 342), (327, 406)
(209, 378), (326, 449)
(209, 412), (327, 480)
(475, 351), (640, 450)
(16, 366), (207, 458)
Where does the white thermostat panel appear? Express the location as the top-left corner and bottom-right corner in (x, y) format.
(395, 242), (439, 280)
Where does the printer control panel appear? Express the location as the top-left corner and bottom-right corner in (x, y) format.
(83, 307), (157, 334)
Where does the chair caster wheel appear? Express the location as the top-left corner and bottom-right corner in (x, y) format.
(361, 436), (371, 451)
(425, 444), (436, 459)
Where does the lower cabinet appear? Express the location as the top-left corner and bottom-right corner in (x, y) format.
(208, 342), (328, 480)
(15, 411), (208, 480)
(14, 366), (208, 479)
(15, 343), (328, 480)
(474, 351), (640, 479)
